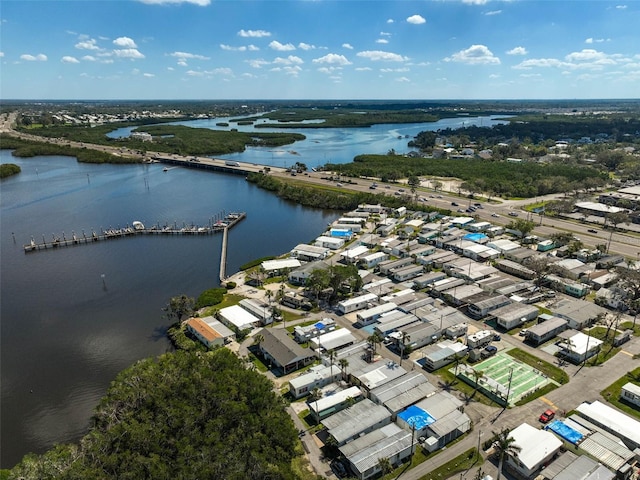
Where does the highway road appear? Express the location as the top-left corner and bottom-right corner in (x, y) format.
(3, 118), (638, 260)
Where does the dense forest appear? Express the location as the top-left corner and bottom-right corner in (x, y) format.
(325, 154), (608, 198)
(9, 349), (303, 480)
(247, 172), (452, 213)
(0, 135), (139, 164)
(13, 124), (305, 157)
(411, 115), (640, 147)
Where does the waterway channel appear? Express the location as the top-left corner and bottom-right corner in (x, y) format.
(1, 114), (503, 468)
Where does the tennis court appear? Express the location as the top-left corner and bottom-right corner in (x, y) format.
(455, 352), (553, 406)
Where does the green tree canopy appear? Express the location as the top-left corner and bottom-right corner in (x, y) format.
(10, 349), (301, 480)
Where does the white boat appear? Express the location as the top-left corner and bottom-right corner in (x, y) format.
(132, 221), (145, 231)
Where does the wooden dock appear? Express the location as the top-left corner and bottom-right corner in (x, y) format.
(23, 212), (246, 253)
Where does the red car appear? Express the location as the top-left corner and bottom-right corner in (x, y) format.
(539, 409), (555, 423)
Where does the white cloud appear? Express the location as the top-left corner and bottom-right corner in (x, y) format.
(81, 55), (96, 61)
(585, 37), (608, 44)
(312, 53), (352, 65)
(616, 4), (627, 9)
(113, 37), (137, 48)
(269, 40), (295, 51)
(317, 66), (343, 74)
(380, 31), (392, 37)
(113, 48), (145, 59)
(489, 73), (500, 78)
(246, 59), (270, 69)
(282, 65), (301, 76)
(0, 52), (4, 57)
(75, 38), (101, 50)
(220, 44), (247, 51)
(406, 14), (426, 25)
(485, 10), (502, 15)
(248, 45), (260, 51)
(20, 53), (47, 61)
(357, 50), (408, 62)
(61, 56), (80, 63)
(170, 51), (209, 60)
(273, 55), (303, 65)
(396, 77), (410, 82)
(138, 0), (210, 5)
(342, 43), (354, 50)
(355, 67), (372, 71)
(298, 42), (316, 50)
(506, 46), (527, 56)
(380, 67), (411, 73)
(143, 73), (155, 77)
(445, 44), (500, 65)
(376, 39), (389, 44)
(463, 0), (488, 4)
(386, 18), (394, 23)
(565, 49), (609, 62)
(238, 29), (271, 38)
(520, 73), (542, 78)
(513, 58), (564, 69)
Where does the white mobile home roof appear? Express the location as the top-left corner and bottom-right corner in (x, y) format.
(341, 424), (413, 476)
(289, 364), (337, 391)
(509, 423), (563, 472)
(488, 239), (521, 253)
(312, 386), (363, 415)
(310, 328), (357, 351)
(323, 399), (391, 445)
(576, 401), (640, 448)
(339, 293), (378, 308)
(357, 302), (398, 320)
(316, 235), (344, 245)
(353, 361), (408, 390)
(261, 258), (302, 271)
(218, 305), (260, 330)
(341, 245), (370, 260)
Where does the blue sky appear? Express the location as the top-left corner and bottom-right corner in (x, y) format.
(1, 0), (639, 100)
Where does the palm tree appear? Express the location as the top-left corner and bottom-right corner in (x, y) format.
(399, 332), (411, 367)
(328, 349), (337, 379)
(377, 457), (393, 476)
(338, 358), (349, 382)
(472, 369), (485, 398)
(252, 333), (264, 348)
(367, 332), (382, 361)
(493, 428), (522, 480)
(309, 387), (323, 424)
(265, 289), (273, 305)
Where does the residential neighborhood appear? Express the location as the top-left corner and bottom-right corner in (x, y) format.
(183, 200), (640, 480)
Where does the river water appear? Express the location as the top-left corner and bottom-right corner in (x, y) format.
(1, 114), (504, 468)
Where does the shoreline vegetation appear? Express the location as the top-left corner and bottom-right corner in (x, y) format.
(0, 163), (21, 178)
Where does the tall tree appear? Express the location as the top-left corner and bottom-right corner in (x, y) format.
(399, 332), (411, 367)
(616, 266), (640, 329)
(338, 358), (349, 382)
(310, 387), (323, 424)
(493, 428), (522, 480)
(165, 294), (195, 323)
(506, 218), (536, 240)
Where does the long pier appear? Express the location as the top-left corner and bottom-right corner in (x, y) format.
(24, 212), (246, 253)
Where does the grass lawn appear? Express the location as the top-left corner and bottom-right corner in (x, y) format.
(515, 383), (558, 406)
(584, 327), (622, 365)
(620, 321), (640, 336)
(415, 448), (481, 480)
(600, 367), (640, 420)
(506, 348), (569, 384)
(433, 365), (498, 407)
(200, 293), (245, 316)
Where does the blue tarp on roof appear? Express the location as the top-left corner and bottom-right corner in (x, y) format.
(397, 405), (436, 430)
(330, 228), (352, 238)
(313, 321), (326, 330)
(463, 233), (489, 243)
(546, 420), (584, 444)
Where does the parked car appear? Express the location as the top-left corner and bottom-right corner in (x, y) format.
(519, 328), (528, 336)
(491, 213), (500, 218)
(587, 229), (598, 234)
(484, 345), (498, 356)
(539, 409), (555, 423)
(331, 460), (348, 478)
(508, 211), (519, 217)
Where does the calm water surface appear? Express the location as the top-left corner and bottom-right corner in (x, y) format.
(0, 149), (336, 467)
(2, 115), (503, 467)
